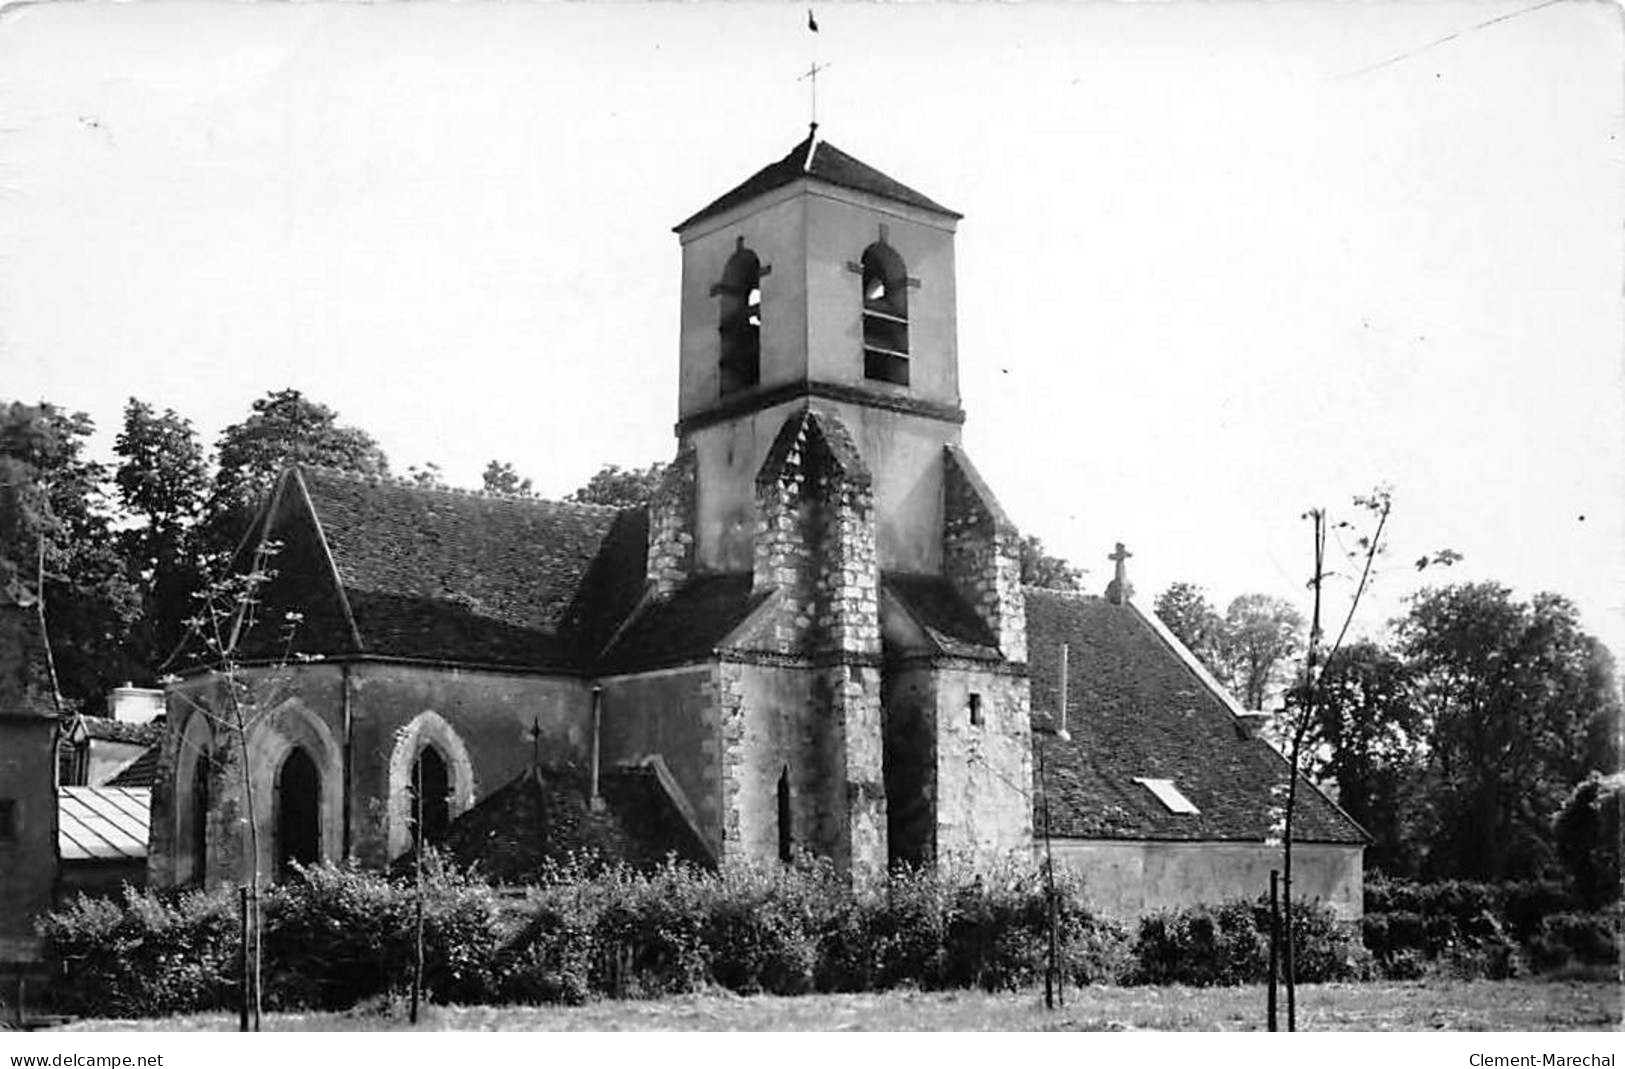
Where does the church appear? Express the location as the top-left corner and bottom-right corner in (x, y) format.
(146, 129), (1366, 919)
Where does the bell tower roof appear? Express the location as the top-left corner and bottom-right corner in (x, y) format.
(675, 127), (961, 233)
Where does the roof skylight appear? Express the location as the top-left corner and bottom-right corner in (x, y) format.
(1133, 777), (1200, 815)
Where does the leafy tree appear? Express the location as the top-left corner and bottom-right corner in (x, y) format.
(114, 399), (209, 667)
(566, 462), (666, 508)
(1554, 771), (1624, 908)
(205, 389), (389, 560)
(212, 389), (389, 515)
(0, 400), (140, 709)
(1018, 534), (1084, 591)
(482, 460), (533, 497)
(407, 463), (448, 490)
(1399, 583), (1621, 880)
(1294, 640), (1423, 875)
(1153, 581), (1222, 664)
(1216, 594), (1305, 711)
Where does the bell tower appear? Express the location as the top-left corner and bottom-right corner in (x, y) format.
(672, 127), (966, 575)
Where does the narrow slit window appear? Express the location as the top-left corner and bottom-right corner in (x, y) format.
(0, 799), (15, 843)
(861, 242), (910, 385)
(716, 241), (763, 396)
(968, 693), (984, 727)
(1133, 777), (1200, 815)
(777, 767), (793, 863)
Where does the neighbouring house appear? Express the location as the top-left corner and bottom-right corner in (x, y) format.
(0, 602), (58, 961)
(147, 128), (1366, 919)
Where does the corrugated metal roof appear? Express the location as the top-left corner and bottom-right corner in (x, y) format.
(59, 786), (150, 861)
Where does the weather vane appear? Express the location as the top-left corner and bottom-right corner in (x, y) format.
(799, 9), (830, 130)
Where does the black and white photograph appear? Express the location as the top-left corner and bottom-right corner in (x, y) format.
(0, 0), (1619, 1045)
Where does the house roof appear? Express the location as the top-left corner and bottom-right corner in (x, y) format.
(62, 714), (160, 747)
(220, 468), (647, 672)
(882, 573), (1001, 661)
(58, 786), (150, 862)
(676, 130), (961, 231)
(439, 762), (711, 881)
(597, 572), (767, 674)
(106, 745), (160, 788)
(1024, 588), (1365, 845)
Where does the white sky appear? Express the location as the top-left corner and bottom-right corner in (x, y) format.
(2, 0), (1621, 667)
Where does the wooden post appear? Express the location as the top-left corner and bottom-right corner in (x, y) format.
(1268, 870), (1279, 1032)
(238, 886), (249, 1033)
(410, 757), (424, 1025)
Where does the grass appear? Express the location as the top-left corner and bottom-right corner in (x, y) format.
(56, 979), (1621, 1032)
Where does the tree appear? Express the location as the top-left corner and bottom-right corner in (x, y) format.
(212, 389), (389, 515)
(1554, 771), (1624, 909)
(206, 389), (389, 560)
(567, 462), (666, 508)
(407, 463), (448, 490)
(481, 460), (533, 497)
(1018, 534), (1085, 591)
(1294, 640), (1423, 875)
(1216, 594), (1305, 711)
(1398, 583), (1620, 880)
(114, 399), (209, 669)
(1154, 581), (1222, 664)
(0, 401), (140, 710)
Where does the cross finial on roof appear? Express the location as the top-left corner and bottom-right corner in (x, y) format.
(526, 714), (544, 773)
(1106, 541), (1134, 605)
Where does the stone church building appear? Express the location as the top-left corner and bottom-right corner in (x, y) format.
(147, 130), (1365, 919)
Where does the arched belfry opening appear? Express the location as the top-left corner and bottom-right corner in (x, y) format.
(410, 745), (451, 851)
(777, 766), (793, 863)
(275, 746), (321, 879)
(861, 240), (910, 385)
(715, 238), (766, 396)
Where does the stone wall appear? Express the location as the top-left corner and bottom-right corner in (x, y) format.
(152, 661), (593, 887)
(0, 714), (56, 957)
(882, 661), (1031, 868)
(598, 665), (718, 852)
(751, 406), (881, 659)
(1048, 839), (1365, 921)
(942, 446), (1026, 664)
(646, 445), (698, 597)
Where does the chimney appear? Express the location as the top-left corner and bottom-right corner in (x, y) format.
(108, 683), (164, 724)
(1056, 642), (1071, 740)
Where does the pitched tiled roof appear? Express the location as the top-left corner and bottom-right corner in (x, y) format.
(676, 130), (960, 231)
(225, 468), (647, 672)
(439, 763), (711, 881)
(62, 715), (160, 747)
(883, 573), (1001, 661)
(1025, 588), (1364, 845)
(106, 744), (160, 788)
(59, 787), (150, 861)
(597, 573), (766, 674)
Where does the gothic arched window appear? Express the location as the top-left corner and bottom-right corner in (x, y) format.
(861, 242), (910, 385)
(716, 241), (763, 396)
(275, 747), (321, 880)
(190, 758), (210, 885)
(410, 746), (451, 851)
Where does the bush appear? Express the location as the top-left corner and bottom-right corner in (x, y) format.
(1132, 900), (1266, 986)
(1527, 911), (1621, 971)
(38, 885), (238, 1018)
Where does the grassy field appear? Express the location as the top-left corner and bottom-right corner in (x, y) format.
(56, 979), (1621, 1032)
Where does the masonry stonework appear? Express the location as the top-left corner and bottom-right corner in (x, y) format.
(942, 446), (1027, 664)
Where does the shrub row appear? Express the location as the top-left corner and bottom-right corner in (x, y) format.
(1361, 876), (1619, 979)
(41, 857), (1150, 1018)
